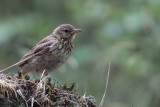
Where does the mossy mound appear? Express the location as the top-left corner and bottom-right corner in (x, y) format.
(0, 73), (96, 107)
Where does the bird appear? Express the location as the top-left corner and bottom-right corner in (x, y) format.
(0, 24), (82, 76)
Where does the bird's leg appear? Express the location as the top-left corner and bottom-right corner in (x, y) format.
(36, 69), (40, 79)
(45, 73), (48, 77)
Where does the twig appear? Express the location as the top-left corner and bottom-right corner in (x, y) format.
(130, 88), (133, 107)
(99, 61), (111, 107)
(31, 97), (34, 107)
(40, 70), (46, 80)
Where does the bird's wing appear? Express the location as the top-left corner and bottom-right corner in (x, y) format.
(18, 35), (57, 67)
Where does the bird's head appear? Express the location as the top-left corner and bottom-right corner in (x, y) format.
(53, 24), (82, 41)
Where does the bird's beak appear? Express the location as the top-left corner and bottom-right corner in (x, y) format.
(71, 29), (82, 34)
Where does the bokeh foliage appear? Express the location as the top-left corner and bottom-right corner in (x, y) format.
(0, 0), (160, 107)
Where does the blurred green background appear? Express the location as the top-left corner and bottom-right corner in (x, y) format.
(0, 0), (160, 107)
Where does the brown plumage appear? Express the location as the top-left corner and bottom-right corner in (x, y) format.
(0, 24), (82, 76)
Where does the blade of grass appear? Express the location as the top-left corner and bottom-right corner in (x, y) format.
(99, 61), (111, 107)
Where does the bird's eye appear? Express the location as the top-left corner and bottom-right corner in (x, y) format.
(64, 30), (69, 33)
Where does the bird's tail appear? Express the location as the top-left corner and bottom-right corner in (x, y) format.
(0, 47), (48, 73)
(0, 53), (35, 73)
(0, 62), (19, 73)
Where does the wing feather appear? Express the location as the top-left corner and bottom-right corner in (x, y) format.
(18, 35), (57, 66)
